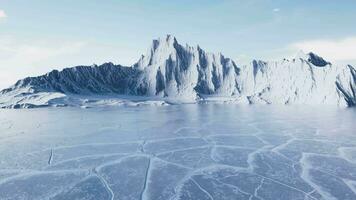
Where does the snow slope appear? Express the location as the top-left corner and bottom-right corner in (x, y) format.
(0, 35), (355, 108)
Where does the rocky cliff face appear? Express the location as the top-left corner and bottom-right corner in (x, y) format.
(0, 35), (355, 108)
(133, 35), (240, 99)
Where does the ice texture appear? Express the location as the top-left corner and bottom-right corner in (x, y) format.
(0, 104), (355, 200)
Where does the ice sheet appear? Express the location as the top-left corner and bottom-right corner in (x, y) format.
(0, 104), (355, 200)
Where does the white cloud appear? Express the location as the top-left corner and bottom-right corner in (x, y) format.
(289, 36), (356, 62)
(0, 10), (7, 19)
(273, 8), (280, 12)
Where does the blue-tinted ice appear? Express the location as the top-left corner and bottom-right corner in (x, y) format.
(0, 105), (355, 200)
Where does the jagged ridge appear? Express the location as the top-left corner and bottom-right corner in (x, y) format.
(2, 63), (140, 95)
(0, 35), (355, 108)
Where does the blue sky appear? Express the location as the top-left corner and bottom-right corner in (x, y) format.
(1, 0), (356, 89)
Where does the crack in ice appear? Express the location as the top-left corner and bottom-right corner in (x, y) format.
(191, 178), (214, 200)
(140, 157), (151, 200)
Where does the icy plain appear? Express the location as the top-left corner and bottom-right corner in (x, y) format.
(0, 104), (355, 200)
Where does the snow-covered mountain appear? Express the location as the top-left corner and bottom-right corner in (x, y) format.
(0, 35), (355, 108)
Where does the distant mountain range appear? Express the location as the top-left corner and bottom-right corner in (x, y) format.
(1, 35), (355, 108)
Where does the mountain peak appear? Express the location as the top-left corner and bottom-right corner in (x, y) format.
(307, 52), (330, 67)
(164, 34), (176, 43)
(151, 34), (177, 50)
(294, 50), (330, 67)
(134, 35), (181, 69)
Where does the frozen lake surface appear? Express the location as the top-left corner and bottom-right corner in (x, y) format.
(0, 104), (355, 200)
